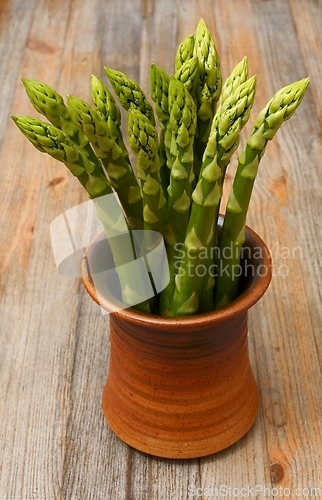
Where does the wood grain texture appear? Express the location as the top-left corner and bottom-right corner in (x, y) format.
(0, 0), (321, 498)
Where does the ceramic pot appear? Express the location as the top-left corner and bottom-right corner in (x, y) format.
(82, 223), (272, 459)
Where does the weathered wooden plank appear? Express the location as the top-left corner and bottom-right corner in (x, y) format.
(289, 0), (322, 126)
(243, 0), (322, 497)
(0, 0), (117, 498)
(0, 0), (38, 153)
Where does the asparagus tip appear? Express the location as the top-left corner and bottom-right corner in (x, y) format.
(10, 115), (29, 128)
(21, 77), (42, 90)
(90, 74), (104, 93)
(302, 77), (310, 88)
(21, 77), (32, 90)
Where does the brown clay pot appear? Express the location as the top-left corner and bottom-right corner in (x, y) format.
(82, 223), (272, 459)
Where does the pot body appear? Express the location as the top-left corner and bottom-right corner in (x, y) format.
(83, 223), (271, 458)
(105, 309), (258, 458)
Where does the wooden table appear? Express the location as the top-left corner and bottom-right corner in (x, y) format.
(1, 0), (321, 498)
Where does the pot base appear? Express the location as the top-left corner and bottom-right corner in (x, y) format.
(103, 379), (260, 459)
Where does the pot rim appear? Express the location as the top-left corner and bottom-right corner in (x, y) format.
(82, 222), (272, 329)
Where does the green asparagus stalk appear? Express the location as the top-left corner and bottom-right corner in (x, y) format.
(170, 75), (257, 316)
(198, 56), (250, 311)
(150, 64), (171, 197)
(67, 94), (143, 230)
(90, 71), (151, 307)
(91, 75), (160, 311)
(214, 78), (310, 309)
(93, 196), (152, 314)
(193, 19), (222, 167)
(127, 109), (167, 311)
(128, 109), (166, 236)
(91, 75), (129, 159)
(150, 59), (199, 197)
(165, 77), (197, 238)
(105, 67), (155, 125)
(150, 64), (170, 127)
(159, 77), (197, 316)
(11, 116), (112, 198)
(175, 34), (195, 71)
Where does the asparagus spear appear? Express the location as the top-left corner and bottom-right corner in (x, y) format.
(214, 78), (310, 309)
(165, 77), (197, 237)
(94, 198), (152, 314)
(198, 56), (250, 311)
(128, 109), (166, 236)
(11, 116), (111, 198)
(150, 60), (199, 197)
(150, 64), (170, 126)
(91, 75), (129, 159)
(67, 95), (143, 230)
(193, 19), (222, 166)
(170, 75), (257, 316)
(175, 34), (195, 71)
(127, 109), (167, 311)
(105, 67), (155, 125)
(66, 85), (152, 310)
(159, 77), (197, 316)
(150, 63), (171, 197)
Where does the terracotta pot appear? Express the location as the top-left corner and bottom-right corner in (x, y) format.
(82, 223), (272, 459)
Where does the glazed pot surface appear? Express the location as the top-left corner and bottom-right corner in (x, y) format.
(104, 309), (259, 458)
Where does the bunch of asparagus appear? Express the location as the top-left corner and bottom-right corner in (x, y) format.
(12, 19), (309, 316)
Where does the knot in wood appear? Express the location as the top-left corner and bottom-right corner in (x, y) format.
(270, 461), (284, 483)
